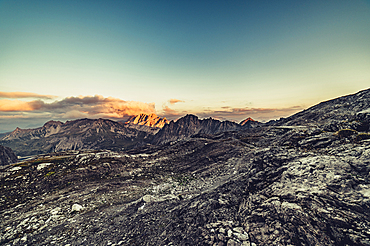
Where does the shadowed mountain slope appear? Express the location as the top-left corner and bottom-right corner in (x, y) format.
(0, 145), (17, 166)
(151, 114), (242, 145)
(0, 118), (155, 156)
(275, 88), (370, 128)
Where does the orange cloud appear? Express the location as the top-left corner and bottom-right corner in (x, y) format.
(169, 98), (184, 105)
(0, 95), (156, 119)
(160, 106), (186, 120)
(0, 92), (56, 99)
(163, 106), (181, 115)
(0, 99), (44, 111)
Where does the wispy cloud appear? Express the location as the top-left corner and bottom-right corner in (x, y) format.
(168, 99), (184, 105)
(162, 106), (182, 117)
(0, 92), (56, 99)
(0, 99), (47, 111)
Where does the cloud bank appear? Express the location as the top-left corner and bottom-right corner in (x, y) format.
(0, 95), (155, 117)
(0, 94), (156, 131)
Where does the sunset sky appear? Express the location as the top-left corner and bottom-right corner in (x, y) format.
(1, 0), (370, 132)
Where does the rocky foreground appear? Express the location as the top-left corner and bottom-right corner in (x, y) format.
(1, 124), (370, 245)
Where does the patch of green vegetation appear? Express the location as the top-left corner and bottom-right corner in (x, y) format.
(172, 174), (196, 186)
(45, 171), (55, 177)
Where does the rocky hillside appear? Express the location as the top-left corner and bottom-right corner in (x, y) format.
(0, 145), (17, 166)
(275, 88), (370, 129)
(152, 114), (242, 145)
(125, 113), (169, 128)
(0, 118), (155, 156)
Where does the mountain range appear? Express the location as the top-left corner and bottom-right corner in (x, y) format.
(0, 113), (258, 156)
(1, 87), (370, 157)
(0, 118), (156, 156)
(0, 89), (370, 156)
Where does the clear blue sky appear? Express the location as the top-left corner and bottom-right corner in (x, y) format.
(0, 0), (370, 132)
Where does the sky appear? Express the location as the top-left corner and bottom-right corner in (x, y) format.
(0, 0), (370, 132)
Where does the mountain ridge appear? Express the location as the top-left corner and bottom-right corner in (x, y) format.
(151, 114), (243, 145)
(125, 113), (169, 128)
(0, 118), (156, 156)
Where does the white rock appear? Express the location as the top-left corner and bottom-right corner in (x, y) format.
(10, 166), (22, 172)
(227, 239), (238, 246)
(37, 163), (52, 171)
(234, 232), (249, 241)
(50, 207), (61, 215)
(138, 204), (145, 210)
(71, 204), (83, 212)
(233, 227), (244, 234)
(21, 235), (27, 242)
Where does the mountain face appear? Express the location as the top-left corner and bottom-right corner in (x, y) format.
(125, 113), (169, 128)
(0, 145), (17, 166)
(0, 118), (156, 156)
(239, 117), (255, 125)
(275, 88), (370, 131)
(239, 117), (262, 128)
(152, 114), (242, 145)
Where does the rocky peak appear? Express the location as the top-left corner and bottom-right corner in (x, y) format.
(2, 127), (31, 141)
(13, 127), (22, 132)
(239, 117), (256, 126)
(176, 114), (199, 123)
(43, 120), (64, 128)
(125, 113), (169, 128)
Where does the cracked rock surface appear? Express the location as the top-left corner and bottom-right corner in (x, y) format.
(1, 124), (370, 245)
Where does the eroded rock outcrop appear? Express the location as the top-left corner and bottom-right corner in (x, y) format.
(0, 145), (17, 166)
